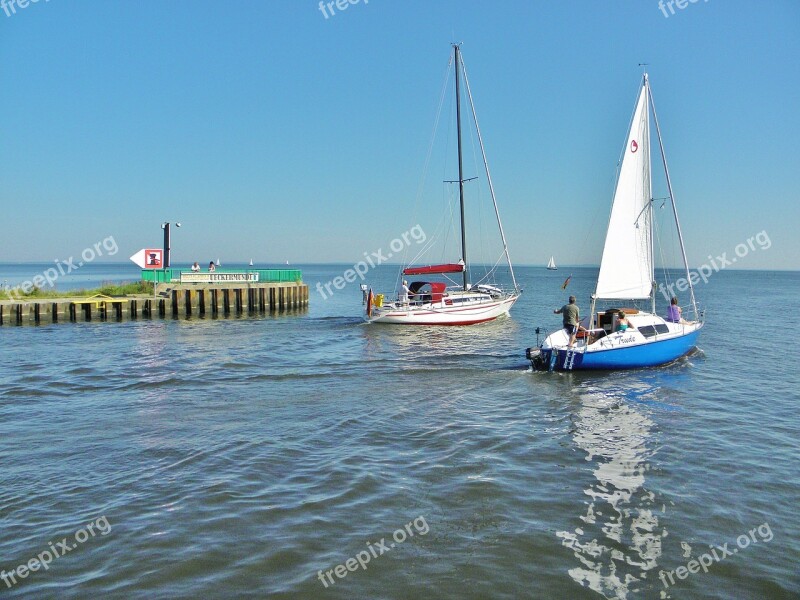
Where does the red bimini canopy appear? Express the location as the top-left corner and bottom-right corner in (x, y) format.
(402, 263), (464, 276)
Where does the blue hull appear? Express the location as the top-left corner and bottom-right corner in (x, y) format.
(542, 329), (701, 371)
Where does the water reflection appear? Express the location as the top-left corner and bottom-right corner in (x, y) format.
(361, 315), (520, 357)
(557, 383), (665, 598)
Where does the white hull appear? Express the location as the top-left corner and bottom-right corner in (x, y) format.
(362, 47), (521, 328)
(368, 292), (519, 326)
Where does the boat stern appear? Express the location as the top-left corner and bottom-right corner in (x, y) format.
(526, 328), (585, 371)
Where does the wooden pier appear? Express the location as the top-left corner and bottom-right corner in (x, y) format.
(0, 281), (308, 326)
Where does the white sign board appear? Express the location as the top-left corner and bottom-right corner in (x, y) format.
(179, 272), (260, 284)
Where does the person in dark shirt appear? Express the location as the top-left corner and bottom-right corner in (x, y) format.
(554, 295), (580, 348)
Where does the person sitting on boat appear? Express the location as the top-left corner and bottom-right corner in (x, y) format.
(666, 296), (686, 323)
(554, 295), (580, 348)
(616, 311), (635, 332)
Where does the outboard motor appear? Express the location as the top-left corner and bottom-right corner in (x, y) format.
(526, 327), (546, 370)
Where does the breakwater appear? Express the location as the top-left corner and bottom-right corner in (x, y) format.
(0, 269), (308, 326)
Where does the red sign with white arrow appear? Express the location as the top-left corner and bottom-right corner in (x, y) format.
(130, 248), (164, 269)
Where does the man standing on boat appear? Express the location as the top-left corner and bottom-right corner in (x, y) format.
(399, 280), (411, 305)
(555, 296), (580, 348)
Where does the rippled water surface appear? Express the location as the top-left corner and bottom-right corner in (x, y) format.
(1, 265), (798, 599)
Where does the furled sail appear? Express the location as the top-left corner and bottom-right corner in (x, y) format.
(402, 263), (465, 276)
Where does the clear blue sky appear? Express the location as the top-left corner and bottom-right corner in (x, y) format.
(1, 0), (798, 269)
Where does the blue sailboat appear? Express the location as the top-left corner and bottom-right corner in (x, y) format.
(528, 72), (703, 371)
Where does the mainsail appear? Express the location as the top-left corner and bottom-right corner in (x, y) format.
(594, 77), (653, 300)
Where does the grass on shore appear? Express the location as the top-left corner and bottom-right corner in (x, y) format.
(0, 280), (155, 301)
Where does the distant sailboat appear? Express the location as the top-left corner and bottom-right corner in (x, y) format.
(528, 72), (703, 371)
(547, 256), (557, 270)
(249, 259), (254, 266)
(216, 258), (221, 267)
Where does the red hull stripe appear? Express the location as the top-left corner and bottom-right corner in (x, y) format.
(383, 316), (499, 326)
(381, 300), (506, 317)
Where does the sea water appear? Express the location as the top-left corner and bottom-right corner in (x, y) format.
(0, 264), (798, 599)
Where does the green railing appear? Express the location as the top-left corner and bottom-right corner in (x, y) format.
(141, 269), (303, 283)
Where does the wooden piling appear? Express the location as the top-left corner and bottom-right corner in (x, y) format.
(0, 281), (309, 326)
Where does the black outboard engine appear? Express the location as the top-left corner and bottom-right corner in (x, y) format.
(525, 328), (546, 370)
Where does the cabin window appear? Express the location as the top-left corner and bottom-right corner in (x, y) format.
(638, 325), (657, 338)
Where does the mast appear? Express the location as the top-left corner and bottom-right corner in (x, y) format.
(460, 54), (519, 292)
(454, 43), (469, 291)
(645, 74), (656, 315)
(648, 78), (699, 320)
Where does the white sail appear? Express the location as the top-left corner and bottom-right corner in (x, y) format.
(595, 77), (653, 300)
(547, 256), (556, 269)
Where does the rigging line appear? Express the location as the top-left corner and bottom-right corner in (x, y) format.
(464, 102), (489, 277)
(442, 273), (460, 287)
(396, 56), (455, 294)
(405, 241), (432, 268)
(654, 214), (672, 303)
(405, 229), (442, 268)
(412, 55), (453, 221)
(443, 182), (458, 262)
(398, 57), (456, 296)
(472, 253), (506, 286)
(410, 57), (453, 247)
(439, 80), (459, 265)
(648, 78), (699, 320)
(572, 160), (616, 267)
(459, 50), (518, 292)
(458, 78), (489, 274)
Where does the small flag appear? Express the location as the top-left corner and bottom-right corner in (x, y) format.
(366, 289), (374, 318)
(561, 274), (573, 290)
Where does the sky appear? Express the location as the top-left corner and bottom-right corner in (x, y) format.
(1, 0), (798, 269)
